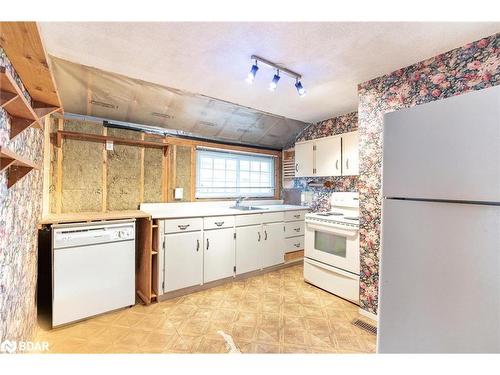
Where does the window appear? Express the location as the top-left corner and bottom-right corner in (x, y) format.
(196, 148), (275, 198)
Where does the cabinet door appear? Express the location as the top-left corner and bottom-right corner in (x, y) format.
(262, 222), (285, 268)
(294, 141), (314, 177)
(315, 136), (341, 176)
(341, 131), (359, 176)
(164, 231), (203, 292)
(235, 225), (262, 275)
(204, 228), (235, 283)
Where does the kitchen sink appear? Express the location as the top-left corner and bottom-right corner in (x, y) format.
(229, 206), (267, 211)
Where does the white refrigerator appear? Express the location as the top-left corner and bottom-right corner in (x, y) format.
(377, 85), (500, 353)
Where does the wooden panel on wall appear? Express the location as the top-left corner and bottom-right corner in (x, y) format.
(143, 147), (163, 202)
(107, 144), (142, 211)
(173, 145), (192, 202)
(61, 138), (103, 213)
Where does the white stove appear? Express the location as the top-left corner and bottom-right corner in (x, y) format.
(304, 192), (360, 304)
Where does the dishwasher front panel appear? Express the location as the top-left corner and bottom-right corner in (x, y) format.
(53, 239), (135, 326)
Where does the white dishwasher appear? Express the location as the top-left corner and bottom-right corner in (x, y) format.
(52, 219), (136, 327)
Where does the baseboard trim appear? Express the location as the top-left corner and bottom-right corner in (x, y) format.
(158, 259), (303, 302)
(358, 308), (378, 322)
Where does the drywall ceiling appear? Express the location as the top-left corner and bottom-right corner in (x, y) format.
(50, 57), (307, 149)
(39, 22), (499, 123)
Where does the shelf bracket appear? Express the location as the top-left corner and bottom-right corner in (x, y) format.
(33, 101), (61, 120)
(0, 91), (18, 107)
(7, 165), (32, 188)
(10, 117), (38, 139)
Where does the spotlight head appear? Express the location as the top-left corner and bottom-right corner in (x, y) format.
(269, 72), (281, 91)
(245, 63), (259, 84)
(295, 80), (306, 97)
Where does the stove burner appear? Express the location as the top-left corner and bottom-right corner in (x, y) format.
(316, 212), (343, 217)
(344, 216), (359, 221)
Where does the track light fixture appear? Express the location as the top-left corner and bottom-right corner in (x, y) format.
(246, 55), (305, 97)
(295, 79), (306, 97)
(245, 60), (259, 84)
(269, 70), (281, 91)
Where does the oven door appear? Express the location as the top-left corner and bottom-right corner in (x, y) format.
(304, 220), (360, 274)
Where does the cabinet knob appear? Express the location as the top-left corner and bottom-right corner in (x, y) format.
(336, 160), (339, 170)
(258, 232), (261, 242)
(206, 238), (210, 250)
(346, 158), (349, 170)
(196, 239), (200, 252)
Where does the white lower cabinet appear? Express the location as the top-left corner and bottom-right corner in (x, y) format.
(235, 224), (262, 275)
(164, 230), (203, 292)
(262, 222), (285, 268)
(203, 228), (235, 283)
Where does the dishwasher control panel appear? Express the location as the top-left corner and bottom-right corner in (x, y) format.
(53, 220), (136, 249)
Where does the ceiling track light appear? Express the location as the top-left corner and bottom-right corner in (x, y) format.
(245, 60), (259, 84)
(269, 69), (281, 91)
(246, 55), (306, 96)
(295, 79), (306, 97)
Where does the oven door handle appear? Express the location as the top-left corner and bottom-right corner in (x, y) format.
(305, 222), (358, 237)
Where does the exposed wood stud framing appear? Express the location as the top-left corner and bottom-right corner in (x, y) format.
(42, 116), (51, 217)
(55, 118), (63, 214)
(102, 127), (108, 212)
(139, 133), (145, 202)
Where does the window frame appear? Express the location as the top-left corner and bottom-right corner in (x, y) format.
(195, 147), (277, 199)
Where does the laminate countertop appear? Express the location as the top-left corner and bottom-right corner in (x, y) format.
(140, 204), (309, 220)
(39, 210), (151, 225)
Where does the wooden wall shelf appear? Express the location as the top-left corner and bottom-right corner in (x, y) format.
(55, 130), (169, 150)
(0, 66), (42, 138)
(0, 146), (38, 188)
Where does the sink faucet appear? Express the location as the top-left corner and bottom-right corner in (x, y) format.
(235, 196), (247, 208)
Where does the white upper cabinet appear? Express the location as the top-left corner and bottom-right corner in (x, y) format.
(315, 136), (342, 177)
(293, 130), (359, 177)
(341, 131), (359, 176)
(294, 141), (314, 177)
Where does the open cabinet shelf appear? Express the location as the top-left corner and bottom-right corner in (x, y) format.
(0, 66), (59, 140)
(0, 146), (38, 188)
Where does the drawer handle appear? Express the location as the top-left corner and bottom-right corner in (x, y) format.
(346, 158), (349, 170)
(206, 238), (210, 250)
(295, 164), (298, 172)
(214, 221), (224, 227)
(294, 243), (301, 248)
(258, 232), (261, 242)
(293, 214), (300, 218)
(294, 228), (300, 232)
(264, 230), (268, 240)
(336, 160), (339, 170)
(196, 239), (200, 252)
(178, 224), (190, 230)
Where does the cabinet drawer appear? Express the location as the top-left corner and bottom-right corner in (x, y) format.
(164, 218), (203, 233)
(285, 221), (304, 237)
(284, 210), (306, 222)
(261, 212), (284, 223)
(203, 215), (235, 230)
(285, 236), (304, 253)
(235, 214), (262, 227)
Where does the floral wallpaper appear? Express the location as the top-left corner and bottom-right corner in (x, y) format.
(0, 47), (43, 343)
(285, 112), (359, 212)
(357, 33), (500, 315)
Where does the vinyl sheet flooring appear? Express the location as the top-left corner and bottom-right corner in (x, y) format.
(34, 264), (377, 354)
